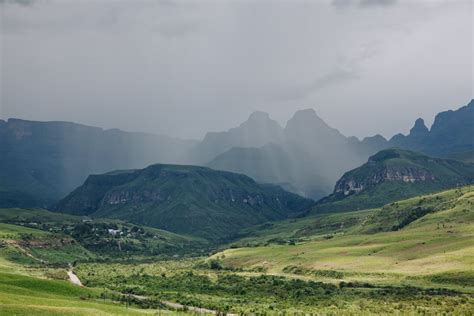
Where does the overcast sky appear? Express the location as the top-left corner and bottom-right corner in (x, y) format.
(1, 0), (472, 140)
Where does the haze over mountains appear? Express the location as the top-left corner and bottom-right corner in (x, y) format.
(0, 119), (196, 207)
(1, 99), (473, 208)
(207, 100), (474, 198)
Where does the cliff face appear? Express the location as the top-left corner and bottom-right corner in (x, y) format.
(335, 167), (436, 196)
(314, 148), (474, 212)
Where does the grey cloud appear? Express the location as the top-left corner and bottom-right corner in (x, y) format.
(1, 1), (471, 140)
(0, 0), (35, 6)
(332, 0), (397, 7)
(270, 69), (359, 102)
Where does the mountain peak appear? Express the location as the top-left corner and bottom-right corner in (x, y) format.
(286, 108), (327, 128)
(285, 108), (346, 144)
(291, 108), (319, 119)
(247, 111), (271, 122)
(409, 118), (429, 136)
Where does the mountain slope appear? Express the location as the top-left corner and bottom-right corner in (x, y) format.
(207, 109), (381, 199)
(208, 143), (334, 198)
(0, 208), (205, 259)
(315, 148), (474, 212)
(189, 111), (285, 163)
(55, 164), (313, 241)
(214, 186), (474, 294)
(0, 118), (197, 208)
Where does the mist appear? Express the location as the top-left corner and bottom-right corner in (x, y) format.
(1, 0), (472, 140)
(0, 0), (473, 206)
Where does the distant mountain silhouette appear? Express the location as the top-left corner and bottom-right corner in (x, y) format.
(0, 119), (196, 207)
(208, 109), (381, 199)
(389, 99), (474, 156)
(208, 100), (474, 199)
(2, 99), (472, 207)
(189, 111), (284, 163)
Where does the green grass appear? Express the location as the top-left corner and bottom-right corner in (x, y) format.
(0, 220), (96, 265)
(0, 222), (50, 238)
(74, 257), (474, 314)
(0, 228), (184, 315)
(0, 186), (473, 314)
(0, 271), (178, 315)
(0, 208), (208, 260)
(214, 186), (474, 293)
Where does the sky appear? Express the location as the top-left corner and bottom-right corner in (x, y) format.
(0, 0), (472, 140)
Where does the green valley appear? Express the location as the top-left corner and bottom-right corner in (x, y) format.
(0, 186), (473, 314)
(2, 3), (473, 313)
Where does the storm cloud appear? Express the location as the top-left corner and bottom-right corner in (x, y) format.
(1, 0), (472, 140)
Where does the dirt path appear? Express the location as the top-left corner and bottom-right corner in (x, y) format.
(67, 270), (83, 286)
(67, 264), (83, 286)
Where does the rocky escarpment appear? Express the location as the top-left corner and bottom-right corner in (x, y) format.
(335, 167), (436, 196)
(314, 148), (474, 212)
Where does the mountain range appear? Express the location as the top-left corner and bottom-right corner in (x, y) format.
(390, 99), (474, 156)
(207, 100), (474, 199)
(1, 99), (473, 207)
(0, 119), (196, 207)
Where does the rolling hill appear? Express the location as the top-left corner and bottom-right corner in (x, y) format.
(0, 208), (206, 262)
(213, 186), (474, 293)
(55, 164), (314, 241)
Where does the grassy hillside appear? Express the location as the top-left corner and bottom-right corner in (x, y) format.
(0, 222), (96, 265)
(0, 220), (194, 314)
(0, 269), (176, 315)
(213, 186), (474, 293)
(0, 208), (207, 261)
(55, 164), (313, 241)
(447, 149), (474, 163)
(315, 148), (474, 212)
(66, 187), (474, 314)
(0, 187), (472, 314)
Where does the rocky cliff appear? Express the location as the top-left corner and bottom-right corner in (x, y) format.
(315, 148), (474, 212)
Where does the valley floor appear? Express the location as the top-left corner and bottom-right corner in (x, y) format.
(0, 186), (473, 314)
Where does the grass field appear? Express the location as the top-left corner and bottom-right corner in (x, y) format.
(213, 186), (474, 292)
(0, 221), (189, 315)
(0, 187), (473, 314)
(67, 187), (474, 314)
